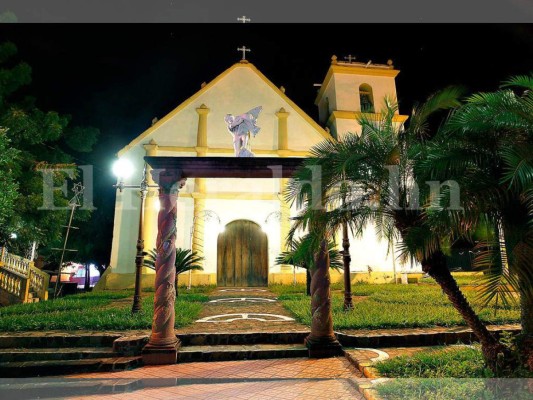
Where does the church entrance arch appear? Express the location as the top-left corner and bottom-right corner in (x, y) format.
(217, 219), (268, 287)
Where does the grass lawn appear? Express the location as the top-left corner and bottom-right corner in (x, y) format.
(270, 279), (520, 330)
(0, 286), (212, 332)
(375, 346), (491, 378)
(373, 346), (533, 399)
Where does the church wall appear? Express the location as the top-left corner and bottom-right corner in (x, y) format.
(317, 77), (337, 124)
(333, 118), (362, 139)
(135, 66), (326, 153)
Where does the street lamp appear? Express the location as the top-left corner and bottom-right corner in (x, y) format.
(113, 158), (155, 313)
(188, 210), (221, 290)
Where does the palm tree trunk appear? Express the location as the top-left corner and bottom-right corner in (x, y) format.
(304, 263), (311, 296)
(175, 275), (179, 298)
(306, 269), (311, 296)
(519, 277), (533, 370)
(422, 250), (510, 372)
(342, 221), (353, 310)
(305, 240), (342, 357)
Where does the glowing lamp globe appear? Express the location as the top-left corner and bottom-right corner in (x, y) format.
(112, 159), (134, 179)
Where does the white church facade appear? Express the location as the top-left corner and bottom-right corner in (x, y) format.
(98, 56), (421, 290)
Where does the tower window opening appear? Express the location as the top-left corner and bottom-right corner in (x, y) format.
(359, 84), (375, 113)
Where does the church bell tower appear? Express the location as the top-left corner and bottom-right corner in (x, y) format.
(315, 55), (408, 139)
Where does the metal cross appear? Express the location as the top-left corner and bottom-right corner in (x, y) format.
(237, 15), (251, 23)
(237, 46), (251, 60)
(344, 55), (356, 63)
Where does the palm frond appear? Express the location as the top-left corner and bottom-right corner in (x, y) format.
(142, 247), (204, 275)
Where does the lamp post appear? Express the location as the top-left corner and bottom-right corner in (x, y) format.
(113, 159), (155, 314)
(188, 209), (221, 290)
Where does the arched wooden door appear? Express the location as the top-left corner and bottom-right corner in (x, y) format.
(217, 220), (268, 287)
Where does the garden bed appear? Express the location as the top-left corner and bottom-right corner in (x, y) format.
(0, 287), (211, 332)
(372, 346), (533, 400)
(270, 281), (520, 330)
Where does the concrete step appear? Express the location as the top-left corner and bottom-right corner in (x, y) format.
(0, 356), (142, 377)
(0, 378), (140, 398)
(0, 334), (121, 349)
(178, 331), (309, 346)
(178, 343), (308, 362)
(0, 347), (115, 362)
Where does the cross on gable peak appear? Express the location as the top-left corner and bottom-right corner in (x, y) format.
(237, 15), (251, 23)
(237, 46), (251, 61)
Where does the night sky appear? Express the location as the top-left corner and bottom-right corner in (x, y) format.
(0, 24), (532, 264)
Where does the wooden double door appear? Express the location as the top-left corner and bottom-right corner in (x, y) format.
(217, 220), (268, 287)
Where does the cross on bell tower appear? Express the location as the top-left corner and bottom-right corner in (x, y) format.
(237, 15), (251, 23)
(344, 54), (356, 63)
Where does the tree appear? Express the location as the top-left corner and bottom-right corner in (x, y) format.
(424, 75), (533, 370)
(0, 41), (99, 259)
(287, 90), (511, 372)
(0, 129), (18, 242)
(143, 247), (204, 296)
(275, 234), (343, 295)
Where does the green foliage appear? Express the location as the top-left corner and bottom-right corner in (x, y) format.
(0, 129), (18, 233)
(277, 282), (520, 330)
(376, 378), (533, 400)
(375, 346), (491, 378)
(425, 74), (533, 309)
(275, 234), (343, 271)
(143, 247), (204, 275)
(0, 289), (206, 331)
(0, 41), (99, 256)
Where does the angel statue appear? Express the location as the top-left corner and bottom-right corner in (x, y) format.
(224, 106), (262, 157)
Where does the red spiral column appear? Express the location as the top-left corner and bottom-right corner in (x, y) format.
(305, 239), (343, 358)
(142, 168), (186, 365)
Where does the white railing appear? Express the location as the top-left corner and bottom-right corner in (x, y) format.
(0, 247), (49, 303)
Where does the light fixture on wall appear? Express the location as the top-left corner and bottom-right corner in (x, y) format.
(263, 211), (282, 233)
(264, 211), (282, 224)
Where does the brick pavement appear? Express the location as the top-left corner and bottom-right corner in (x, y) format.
(67, 357), (365, 399)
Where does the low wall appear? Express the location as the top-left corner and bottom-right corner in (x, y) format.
(95, 267), (426, 291)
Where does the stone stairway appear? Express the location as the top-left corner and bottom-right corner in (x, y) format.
(177, 331), (310, 362)
(0, 334), (141, 377)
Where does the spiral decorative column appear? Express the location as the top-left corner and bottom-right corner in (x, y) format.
(143, 139), (159, 260)
(305, 239), (343, 357)
(142, 168), (186, 365)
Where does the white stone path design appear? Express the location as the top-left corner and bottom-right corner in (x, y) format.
(196, 313), (295, 323)
(352, 348), (390, 363)
(217, 288), (268, 292)
(209, 297), (277, 303)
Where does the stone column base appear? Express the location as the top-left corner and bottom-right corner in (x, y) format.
(305, 335), (344, 358)
(141, 339), (181, 365)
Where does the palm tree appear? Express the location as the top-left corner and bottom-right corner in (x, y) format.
(275, 234), (343, 295)
(424, 75), (533, 370)
(287, 90), (511, 372)
(143, 247), (204, 296)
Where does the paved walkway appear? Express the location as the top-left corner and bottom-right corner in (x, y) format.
(68, 357), (364, 399)
(176, 287), (309, 334)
